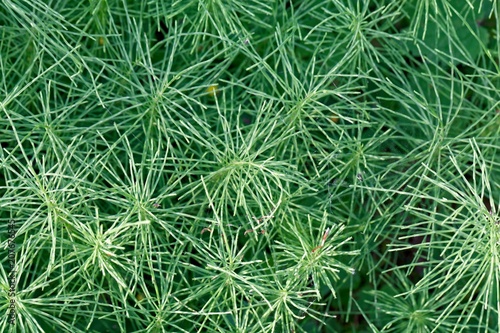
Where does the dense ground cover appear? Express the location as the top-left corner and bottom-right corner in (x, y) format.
(1, 0), (499, 332)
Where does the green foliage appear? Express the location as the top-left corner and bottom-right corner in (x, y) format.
(0, 0), (499, 332)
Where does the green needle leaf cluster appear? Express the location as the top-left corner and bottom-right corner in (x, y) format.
(0, 0), (498, 332)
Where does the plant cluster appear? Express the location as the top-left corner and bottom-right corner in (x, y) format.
(0, 0), (499, 332)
